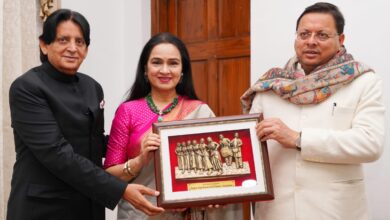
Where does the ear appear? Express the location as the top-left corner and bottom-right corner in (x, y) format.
(83, 47), (89, 59)
(338, 33), (345, 46)
(39, 40), (49, 55)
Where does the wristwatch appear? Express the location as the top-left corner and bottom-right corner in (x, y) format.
(295, 132), (302, 151)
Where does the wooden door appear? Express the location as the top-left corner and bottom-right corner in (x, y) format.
(151, 0), (250, 117)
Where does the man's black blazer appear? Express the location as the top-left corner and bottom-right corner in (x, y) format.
(7, 62), (127, 220)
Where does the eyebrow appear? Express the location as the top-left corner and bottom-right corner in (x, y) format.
(298, 28), (332, 32)
(150, 57), (181, 61)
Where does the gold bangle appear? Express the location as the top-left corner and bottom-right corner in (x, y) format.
(124, 159), (137, 177)
(123, 160), (129, 175)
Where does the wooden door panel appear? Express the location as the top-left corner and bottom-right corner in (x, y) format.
(190, 59), (220, 115)
(187, 36), (250, 60)
(218, 57), (250, 116)
(191, 60), (209, 103)
(218, 0), (250, 37)
(151, 0), (169, 33)
(152, 0), (250, 117)
(177, 0), (208, 42)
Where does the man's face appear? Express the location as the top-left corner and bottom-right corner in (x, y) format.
(40, 20), (88, 75)
(294, 13), (344, 74)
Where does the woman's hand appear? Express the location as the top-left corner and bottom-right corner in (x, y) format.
(256, 117), (299, 149)
(137, 133), (161, 166)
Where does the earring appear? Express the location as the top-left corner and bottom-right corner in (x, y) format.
(144, 73), (149, 83)
(179, 73), (184, 83)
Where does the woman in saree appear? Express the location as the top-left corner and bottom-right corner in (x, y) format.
(104, 33), (242, 220)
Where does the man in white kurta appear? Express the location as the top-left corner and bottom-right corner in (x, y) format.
(241, 2), (385, 220)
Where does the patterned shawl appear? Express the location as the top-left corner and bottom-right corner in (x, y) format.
(241, 47), (373, 113)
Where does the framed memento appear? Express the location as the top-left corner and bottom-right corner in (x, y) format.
(152, 113), (274, 209)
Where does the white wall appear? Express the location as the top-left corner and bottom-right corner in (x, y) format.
(251, 1), (390, 219)
(61, 1), (389, 219)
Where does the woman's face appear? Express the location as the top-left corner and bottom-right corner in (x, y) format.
(40, 20), (88, 75)
(145, 43), (182, 93)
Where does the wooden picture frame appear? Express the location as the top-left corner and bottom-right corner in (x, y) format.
(152, 113), (273, 209)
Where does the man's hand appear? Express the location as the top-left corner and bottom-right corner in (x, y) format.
(256, 117), (300, 149)
(122, 184), (164, 216)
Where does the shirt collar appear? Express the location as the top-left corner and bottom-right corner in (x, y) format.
(42, 61), (79, 83)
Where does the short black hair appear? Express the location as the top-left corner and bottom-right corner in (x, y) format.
(39, 9), (90, 62)
(125, 32), (199, 102)
(296, 2), (345, 34)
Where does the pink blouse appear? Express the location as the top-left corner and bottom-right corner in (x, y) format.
(104, 96), (203, 169)
(103, 98), (157, 168)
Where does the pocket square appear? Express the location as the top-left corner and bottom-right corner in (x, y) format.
(99, 99), (105, 109)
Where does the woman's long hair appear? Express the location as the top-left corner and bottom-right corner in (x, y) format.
(124, 32), (199, 102)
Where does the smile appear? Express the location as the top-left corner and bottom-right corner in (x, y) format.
(63, 56), (78, 61)
(158, 77), (172, 83)
(303, 50), (320, 58)
(303, 50), (319, 54)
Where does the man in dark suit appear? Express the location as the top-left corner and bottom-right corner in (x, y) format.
(7, 9), (164, 220)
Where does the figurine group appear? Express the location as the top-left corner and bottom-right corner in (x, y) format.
(175, 132), (243, 176)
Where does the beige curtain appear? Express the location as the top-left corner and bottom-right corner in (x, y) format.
(0, 0), (4, 217)
(1, 0), (43, 218)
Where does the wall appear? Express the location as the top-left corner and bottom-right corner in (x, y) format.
(251, 1), (390, 219)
